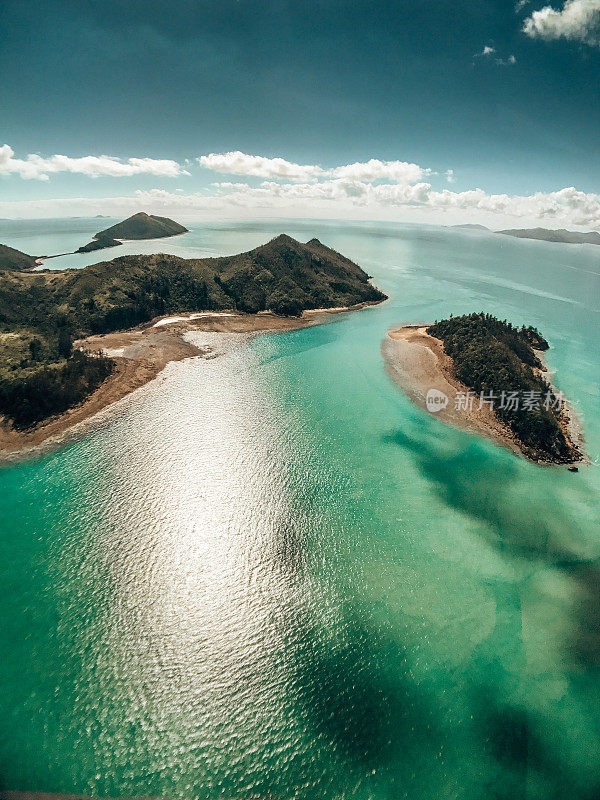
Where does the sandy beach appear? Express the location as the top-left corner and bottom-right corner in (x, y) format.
(382, 325), (584, 464)
(0, 304), (377, 463)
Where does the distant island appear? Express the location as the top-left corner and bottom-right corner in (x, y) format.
(0, 233), (386, 454)
(0, 244), (38, 271)
(450, 224), (489, 231)
(384, 313), (582, 465)
(498, 227), (600, 246)
(76, 212), (189, 254)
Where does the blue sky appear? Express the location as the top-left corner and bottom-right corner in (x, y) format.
(1, 0), (599, 227)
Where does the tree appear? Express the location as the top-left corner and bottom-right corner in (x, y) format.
(28, 337), (42, 361)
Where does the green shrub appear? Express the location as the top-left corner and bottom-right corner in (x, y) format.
(0, 350), (114, 429)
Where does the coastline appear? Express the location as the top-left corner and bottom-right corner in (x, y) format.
(32, 229), (191, 268)
(0, 303), (379, 464)
(382, 325), (585, 465)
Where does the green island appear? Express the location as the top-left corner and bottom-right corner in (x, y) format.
(427, 313), (580, 462)
(76, 212), (189, 253)
(0, 233), (386, 430)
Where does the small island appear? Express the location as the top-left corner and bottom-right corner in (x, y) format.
(0, 233), (386, 457)
(76, 212), (189, 254)
(384, 313), (583, 465)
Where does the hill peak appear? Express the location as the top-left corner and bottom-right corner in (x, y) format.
(268, 233), (301, 247)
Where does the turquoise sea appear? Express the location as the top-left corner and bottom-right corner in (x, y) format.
(0, 218), (599, 799)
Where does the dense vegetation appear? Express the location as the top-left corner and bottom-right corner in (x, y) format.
(427, 313), (576, 461)
(0, 234), (385, 429)
(0, 234), (385, 333)
(0, 301), (115, 429)
(0, 244), (37, 271)
(0, 347), (114, 429)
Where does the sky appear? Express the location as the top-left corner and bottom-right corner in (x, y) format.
(1, 0), (599, 228)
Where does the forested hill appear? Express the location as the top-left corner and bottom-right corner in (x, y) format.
(0, 234), (386, 428)
(0, 244), (37, 271)
(1, 233), (386, 334)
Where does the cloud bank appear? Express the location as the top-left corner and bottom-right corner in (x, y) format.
(3, 182), (599, 230)
(198, 151), (324, 182)
(2, 148), (600, 229)
(523, 0), (600, 44)
(0, 145), (187, 180)
(198, 152), (429, 184)
(202, 181), (600, 228)
(193, 152), (600, 227)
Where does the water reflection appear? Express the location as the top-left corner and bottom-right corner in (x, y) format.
(80, 335), (316, 795)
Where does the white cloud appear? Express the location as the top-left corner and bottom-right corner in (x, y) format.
(523, 0), (600, 44)
(329, 158), (430, 183)
(199, 151), (430, 185)
(2, 150), (600, 230)
(475, 46), (517, 64)
(198, 151), (325, 182)
(0, 144), (187, 181)
(2, 181), (600, 229)
(60, 180), (597, 229)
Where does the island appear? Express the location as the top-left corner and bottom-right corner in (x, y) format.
(0, 244), (38, 271)
(76, 212), (189, 254)
(0, 233), (386, 457)
(383, 313), (583, 465)
(95, 212), (189, 240)
(497, 227), (600, 246)
(450, 224), (489, 231)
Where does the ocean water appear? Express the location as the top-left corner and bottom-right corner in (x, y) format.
(0, 219), (599, 800)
